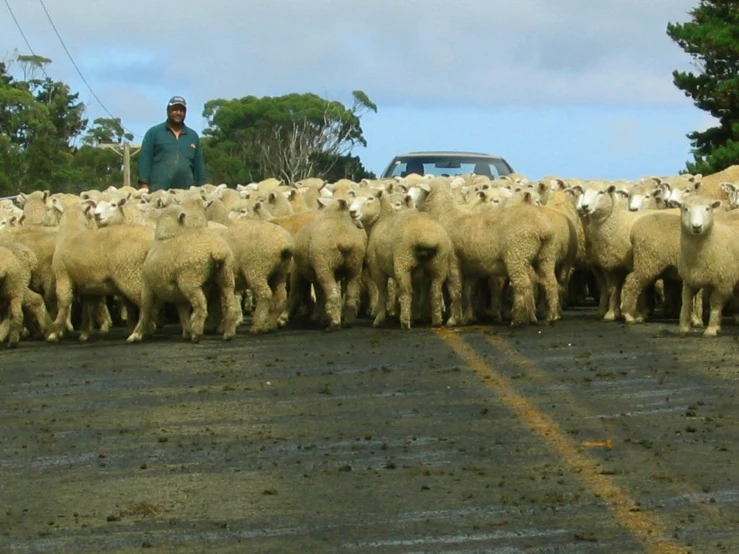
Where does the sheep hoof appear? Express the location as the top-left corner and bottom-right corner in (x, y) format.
(602, 312), (616, 322)
(79, 333), (91, 342)
(190, 335), (201, 343)
(678, 326), (691, 337)
(691, 318), (704, 328)
(703, 328), (719, 338)
(126, 333), (142, 343)
(7, 341), (19, 349)
(400, 321), (412, 330)
(46, 332), (59, 343)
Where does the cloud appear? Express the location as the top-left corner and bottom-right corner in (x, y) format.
(3, 0), (698, 114)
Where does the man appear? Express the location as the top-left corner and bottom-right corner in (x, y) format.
(138, 96), (207, 191)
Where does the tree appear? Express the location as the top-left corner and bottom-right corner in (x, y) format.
(82, 117), (134, 146)
(668, 1), (739, 174)
(202, 91), (377, 184)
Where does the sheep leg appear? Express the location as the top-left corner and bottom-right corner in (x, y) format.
(678, 283), (699, 336)
(461, 278), (477, 324)
(507, 264), (536, 327)
(592, 267), (608, 317)
(248, 277), (273, 334)
(704, 288), (728, 337)
(371, 270), (389, 328)
(602, 271), (621, 321)
(5, 296), (23, 348)
(22, 288), (51, 339)
(622, 270), (653, 324)
(315, 271), (341, 330)
(485, 276), (504, 324)
(0, 315), (9, 343)
(126, 287), (156, 343)
(394, 268), (414, 330)
(342, 270), (362, 327)
(47, 272), (74, 342)
(268, 277), (288, 332)
(213, 265), (238, 341)
(692, 291), (704, 328)
(181, 286), (208, 343)
(535, 259), (560, 323)
(443, 253), (463, 327)
(78, 299), (97, 342)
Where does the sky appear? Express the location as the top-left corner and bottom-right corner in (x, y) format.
(1, 0), (709, 181)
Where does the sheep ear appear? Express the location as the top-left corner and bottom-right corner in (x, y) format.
(156, 198), (165, 209)
(720, 182), (736, 193)
(288, 190), (297, 200)
(268, 192), (277, 202)
(178, 212), (187, 225)
(404, 194), (414, 208)
(537, 181), (548, 194)
(336, 198), (349, 211)
(316, 197), (331, 208)
(347, 189), (356, 198)
(16, 192), (27, 205)
(607, 185), (617, 194)
(670, 200), (682, 209)
(118, 197), (128, 207)
(417, 183), (430, 193)
(712, 200), (722, 210)
(375, 189), (384, 199)
(204, 199), (214, 209)
(43, 190), (50, 201)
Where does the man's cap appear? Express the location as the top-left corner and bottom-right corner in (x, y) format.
(167, 96), (187, 109)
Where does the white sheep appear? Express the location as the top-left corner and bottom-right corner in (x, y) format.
(126, 205), (239, 343)
(676, 195), (739, 337)
(0, 243), (52, 346)
(578, 184), (652, 321)
(285, 198), (367, 330)
(349, 190), (462, 329)
(46, 202), (155, 342)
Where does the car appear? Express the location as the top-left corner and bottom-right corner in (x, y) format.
(379, 151), (515, 179)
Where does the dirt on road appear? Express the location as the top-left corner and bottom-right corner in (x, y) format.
(1, 309), (738, 553)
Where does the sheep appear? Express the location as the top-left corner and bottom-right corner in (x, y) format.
(212, 221), (294, 334)
(418, 179), (559, 327)
(46, 203), (155, 342)
(17, 190), (57, 226)
(620, 210), (703, 326)
(349, 190), (462, 329)
(285, 198), (367, 330)
(126, 205), (239, 343)
(0, 243), (52, 346)
(92, 197), (159, 228)
(578, 184), (652, 321)
(676, 195), (739, 337)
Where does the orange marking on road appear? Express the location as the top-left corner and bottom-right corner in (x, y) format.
(434, 328), (688, 554)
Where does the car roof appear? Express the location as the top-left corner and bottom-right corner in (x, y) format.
(394, 151), (507, 159)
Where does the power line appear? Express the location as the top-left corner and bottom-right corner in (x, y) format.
(37, 0), (143, 138)
(3, 0), (52, 80)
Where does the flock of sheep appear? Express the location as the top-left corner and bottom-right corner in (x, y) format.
(1, 164), (739, 348)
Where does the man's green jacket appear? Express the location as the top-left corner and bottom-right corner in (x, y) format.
(138, 122), (206, 191)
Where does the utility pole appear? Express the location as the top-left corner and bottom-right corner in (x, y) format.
(96, 141), (141, 188)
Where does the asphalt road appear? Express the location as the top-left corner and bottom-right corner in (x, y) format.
(1, 309), (738, 553)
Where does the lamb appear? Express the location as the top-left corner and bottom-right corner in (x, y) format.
(126, 204), (239, 343)
(285, 198), (367, 329)
(46, 202), (155, 342)
(578, 184), (652, 321)
(349, 190), (462, 329)
(17, 190), (56, 226)
(92, 197), (159, 228)
(676, 195), (739, 337)
(418, 179), (560, 327)
(212, 221), (294, 334)
(0, 243), (52, 346)
(620, 210), (703, 326)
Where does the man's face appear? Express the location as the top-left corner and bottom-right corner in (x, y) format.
(167, 105), (186, 124)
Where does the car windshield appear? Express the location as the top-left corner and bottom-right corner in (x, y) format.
(384, 155), (513, 179)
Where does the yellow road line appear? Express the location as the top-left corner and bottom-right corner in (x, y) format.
(434, 328), (687, 554)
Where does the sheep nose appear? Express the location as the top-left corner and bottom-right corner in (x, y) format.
(692, 224), (702, 233)
(349, 210), (358, 218)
